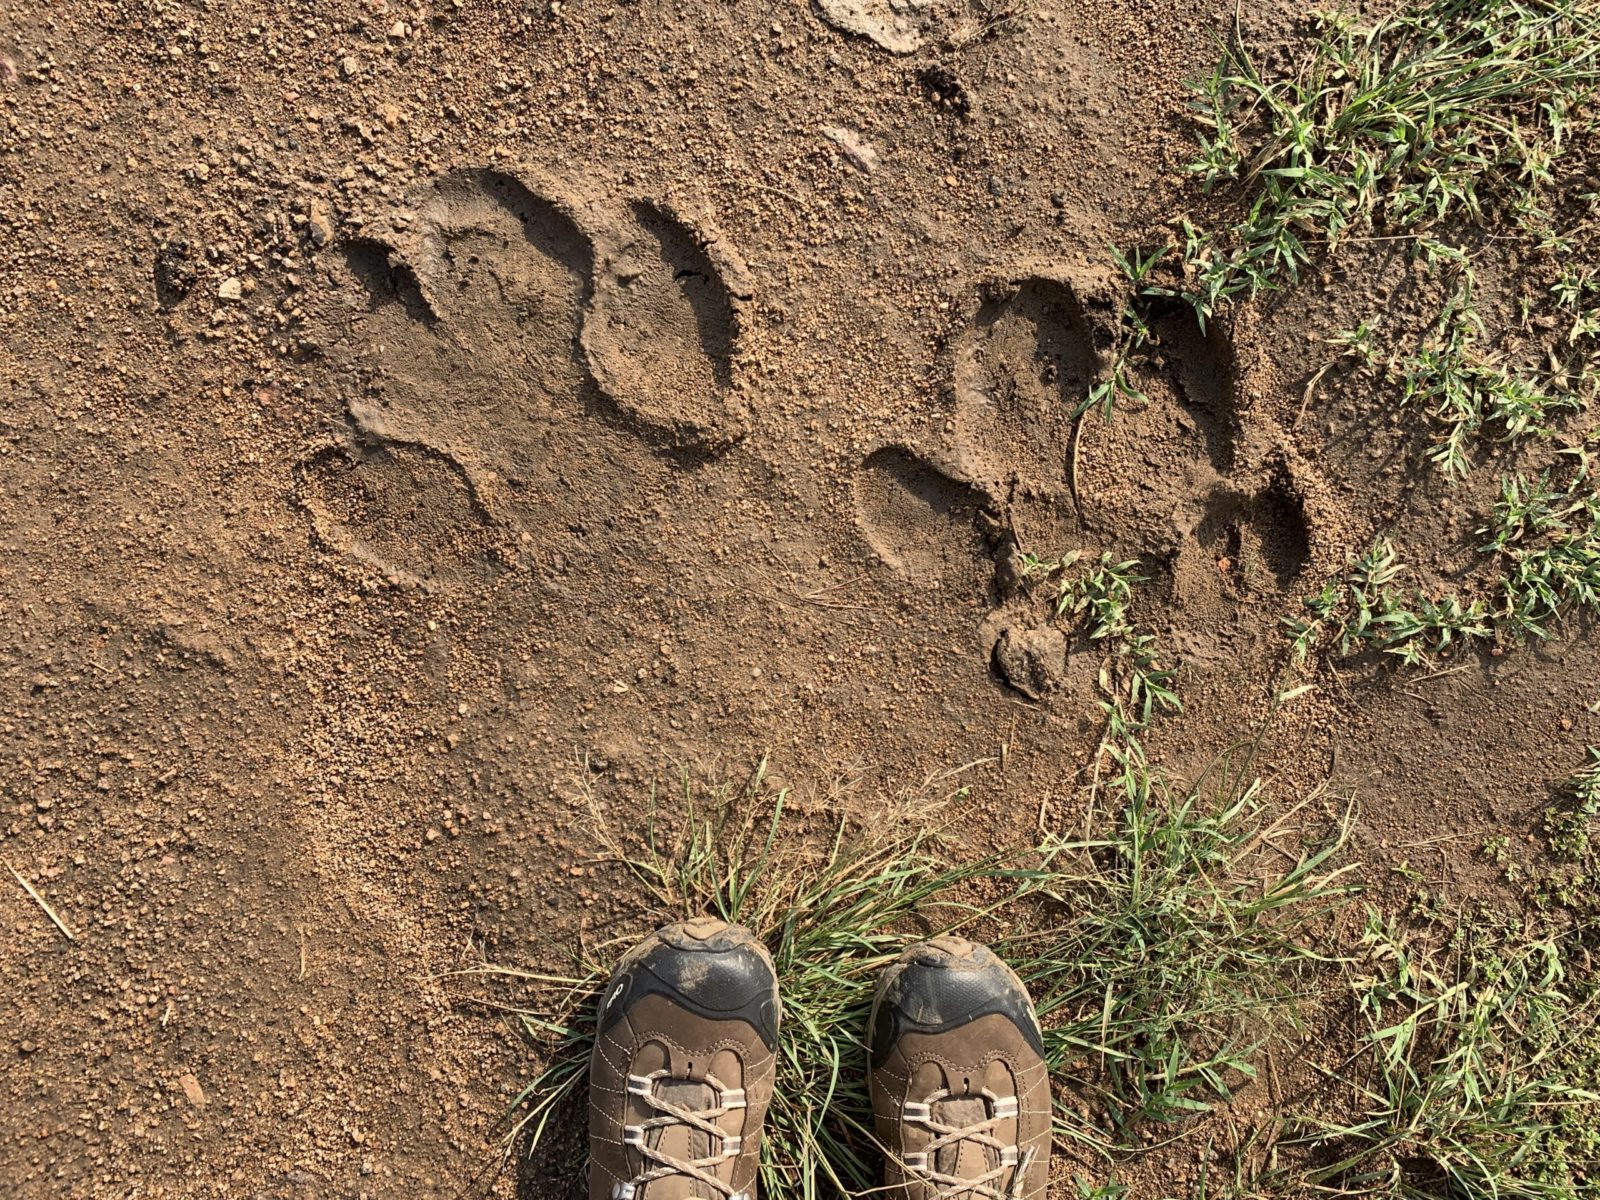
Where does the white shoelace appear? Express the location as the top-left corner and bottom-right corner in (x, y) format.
(899, 1088), (1033, 1200)
(611, 1069), (748, 1200)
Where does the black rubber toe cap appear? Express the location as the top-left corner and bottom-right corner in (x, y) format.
(870, 937), (1043, 1066)
(600, 919), (781, 1049)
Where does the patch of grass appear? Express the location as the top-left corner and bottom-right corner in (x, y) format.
(1183, 0), (1600, 319)
(1285, 537), (1492, 667)
(1398, 269), (1585, 477)
(1546, 744), (1600, 860)
(1529, 746), (1600, 912)
(1162, 0), (1600, 484)
(1014, 748), (1357, 1133)
(1286, 452), (1600, 666)
(1269, 916), (1600, 1200)
(1021, 550), (1183, 731)
(1309, 270), (1595, 477)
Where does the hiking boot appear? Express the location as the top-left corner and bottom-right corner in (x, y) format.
(589, 918), (780, 1199)
(868, 936), (1050, 1200)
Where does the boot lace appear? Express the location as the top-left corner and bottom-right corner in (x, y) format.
(611, 1069), (748, 1200)
(899, 1089), (1034, 1200)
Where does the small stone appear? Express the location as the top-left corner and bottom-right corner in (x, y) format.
(388, 20), (407, 38)
(340, 55), (360, 79)
(820, 125), (881, 174)
(992, 626), (1068, 701)
(179, 1074), (208, 1107)
(306, 198), (334, 248)
(217, 278), (242, 302)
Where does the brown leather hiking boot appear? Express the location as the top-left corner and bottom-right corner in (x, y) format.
(588, 918), (780, 1199)
(868, 937), (1050, 1200)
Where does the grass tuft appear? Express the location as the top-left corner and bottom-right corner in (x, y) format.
(1016, 750), (1356, 1133)
(1184, 0), (1600, 319)
(1286, 450), (1600, 667)
(1276, 916), (1600, 1200)
(1020, 550), (1183, 738)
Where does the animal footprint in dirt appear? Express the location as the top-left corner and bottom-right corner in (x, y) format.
(1100, 301), (1311, 608)
(584, 198), (754, 451)
(853, 264), (1315, 696)
(301, 167), (756, 585)
(297, 440), (509, 592)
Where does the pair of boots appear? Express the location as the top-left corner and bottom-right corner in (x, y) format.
(588, 918), (1050, 1199)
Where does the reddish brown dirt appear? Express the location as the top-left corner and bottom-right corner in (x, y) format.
(3, 1), (1595, 1197)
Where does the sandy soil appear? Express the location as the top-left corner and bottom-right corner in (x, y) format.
(3, 1), (1596, 1196)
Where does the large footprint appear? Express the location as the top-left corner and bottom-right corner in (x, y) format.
(853, 265), (1317, 696)
(302, 167), (756, 584)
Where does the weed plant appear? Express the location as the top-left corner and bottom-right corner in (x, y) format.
(1021, 550), (1182, 729)
(1184, 0), (1600, 318)
(1286, 454), (1600, 666)
(1274, 916), (1600, 1200)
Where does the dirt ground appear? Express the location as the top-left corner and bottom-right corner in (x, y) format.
(3, 0), (1597, 1196)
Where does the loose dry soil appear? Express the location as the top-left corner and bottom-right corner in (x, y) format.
(3, 0), (1597, 1197)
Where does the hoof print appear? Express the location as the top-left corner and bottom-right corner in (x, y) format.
(1147, 300), (1240, 471)
(297, 441), (505, 592)
(582, 199), (753, 454)
(338, 167), (594, 479)
(854, 447), (990, 583)
(950, 267), (1119, 493)
(366, 167), (592, 336)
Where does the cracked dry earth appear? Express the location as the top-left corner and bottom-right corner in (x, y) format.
(5, 1), (1599, 1197)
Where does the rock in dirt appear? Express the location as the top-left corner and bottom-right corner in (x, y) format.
(217, 277), (243, 302)
(991, 625), (1067, 700)
(307, 198), (334, 248)
(815, 0), (931, 53)
(820, 125), (880, 173)
(179, 1073), (208, 1107)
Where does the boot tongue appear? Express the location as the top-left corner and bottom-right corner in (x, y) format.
(932, 1094), (995, 1197)
(644, 1079), (718, 1200)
